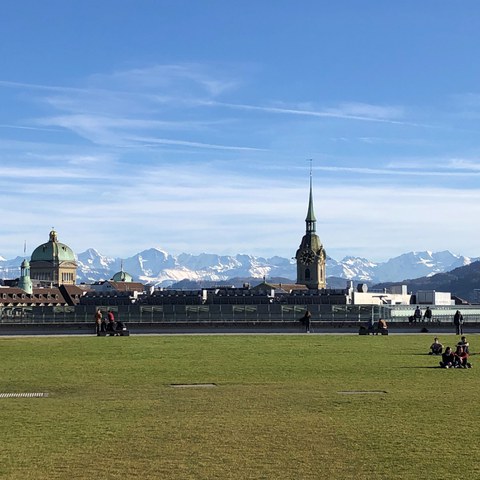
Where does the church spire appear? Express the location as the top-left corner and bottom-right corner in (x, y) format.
(305, 161), (316, 234)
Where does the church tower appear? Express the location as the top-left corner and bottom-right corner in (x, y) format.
(18, 258), (33, 294)
(295, 171), (326, 289)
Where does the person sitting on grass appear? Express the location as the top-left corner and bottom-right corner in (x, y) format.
(439, 347), (455, 368)
(429, 337), (443, 355)
(453, 345), (471, 368)
(367, 318), (376, 335)
(457, 336), (470, 354)
(377, 318), (388, 334)
(106, 317), (116, 335)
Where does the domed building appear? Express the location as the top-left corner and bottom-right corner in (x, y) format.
(112, 268), (133, 283)
(30, 229), (78, 286)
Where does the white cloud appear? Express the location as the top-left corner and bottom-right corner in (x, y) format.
(1, 64), (480, 261)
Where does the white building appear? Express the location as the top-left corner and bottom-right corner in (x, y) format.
(352, 284), (412, 305)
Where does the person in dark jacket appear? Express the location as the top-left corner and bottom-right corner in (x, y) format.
(429, 337), (443, 355)
(299, 309), (312, 333)
(453, 310), (464, 335)
(439, 347), (455, 368)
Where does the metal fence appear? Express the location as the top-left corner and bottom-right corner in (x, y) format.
(378, 305), (480, 324)
(2, 304), (480, 325)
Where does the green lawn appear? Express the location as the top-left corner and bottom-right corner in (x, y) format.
(0, 334), (478, 479)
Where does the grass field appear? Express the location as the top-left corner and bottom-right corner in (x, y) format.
(0, 334), (479, 480)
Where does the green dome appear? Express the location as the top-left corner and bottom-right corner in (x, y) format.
(31, 230), (76, 263)
(112, 270), (133, 282)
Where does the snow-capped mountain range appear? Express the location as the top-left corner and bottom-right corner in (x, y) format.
(0, 248), (477, 287)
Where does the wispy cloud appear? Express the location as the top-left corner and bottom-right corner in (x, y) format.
(205, 100), (424, 126)
(88, 64), (240, 97)
(126, 135), (265, 151)
(0, 79), (84, 93)
(386, 157), (480, 172)
(0, 123), (62, 132)
(447, 158), (480, 171)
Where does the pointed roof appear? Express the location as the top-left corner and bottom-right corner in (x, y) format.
(305, 170), (316, 234)
(306, 173), (316, 222)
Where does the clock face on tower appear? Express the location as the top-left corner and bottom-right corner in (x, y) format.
(299, 249), (316, 265)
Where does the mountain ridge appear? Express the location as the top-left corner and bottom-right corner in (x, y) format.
(373, 260), (480, 302)
(0, 248), (477, 287)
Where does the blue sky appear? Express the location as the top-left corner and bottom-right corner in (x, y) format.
(1, 1), (480, 262)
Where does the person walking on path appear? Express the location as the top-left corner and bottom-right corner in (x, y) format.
(94, 309), (102, 335)
(299, 309), (312, 333)
(453, 310), (464, 335)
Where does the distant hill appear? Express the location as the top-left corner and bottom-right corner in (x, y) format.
(373, 260), (480, 302)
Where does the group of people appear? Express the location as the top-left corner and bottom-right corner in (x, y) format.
(94, 309), (126, 336)
(411, 306), (465, 335)
(411, 305), (433, 322)
(429, 336), (472, 369)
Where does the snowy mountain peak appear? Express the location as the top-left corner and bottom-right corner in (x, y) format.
(0, 248), (478, 287)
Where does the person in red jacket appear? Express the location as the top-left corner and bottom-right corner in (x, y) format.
(453, 345), (471, 368)
(106, 310), (116, 334)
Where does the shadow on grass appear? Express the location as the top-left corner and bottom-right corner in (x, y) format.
(399, 366), (447, 369)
